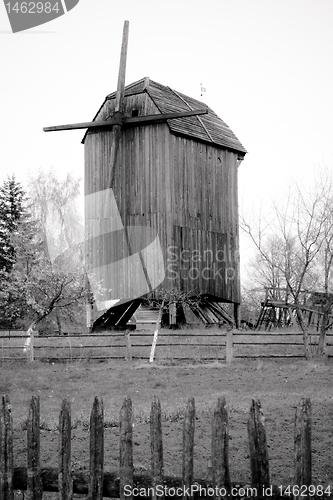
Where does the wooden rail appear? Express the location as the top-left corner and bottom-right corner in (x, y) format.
(1, 330), (333, 361)
(0, 395), (315, 498)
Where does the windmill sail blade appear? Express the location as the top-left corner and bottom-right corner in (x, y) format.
(45, 188), (165, 313)
(115, 20), (129, 113)
(85, 189), (165, 311)
(43, 109), (208, 133)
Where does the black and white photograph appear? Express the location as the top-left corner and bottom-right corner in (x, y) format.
(0, 0), (333, 497)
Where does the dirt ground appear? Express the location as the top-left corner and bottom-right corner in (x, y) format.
(2, 357), (333, 494)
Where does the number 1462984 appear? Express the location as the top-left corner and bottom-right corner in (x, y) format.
(5, 2), (60, 14)
(279, 485), (332, 497)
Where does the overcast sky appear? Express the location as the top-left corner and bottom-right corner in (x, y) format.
(1, 0), (333, 276)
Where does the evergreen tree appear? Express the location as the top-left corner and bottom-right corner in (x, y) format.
(0, 175), (27, 272)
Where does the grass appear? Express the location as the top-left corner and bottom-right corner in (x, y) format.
(2, 355), (332, 429)
(4, 365), (333, 500)
(1, 331), (333, 495)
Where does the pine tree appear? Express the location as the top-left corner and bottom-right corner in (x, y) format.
(0, 175), (27, 272)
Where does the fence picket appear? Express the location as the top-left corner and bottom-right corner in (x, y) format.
(150, 396), (164, 500)
(120, 396), (133, 500)
(294, 398), (311, 498)
(247, 399), (270, 493)
(0, 394), (320, 497)
(182, 397), (195, 500)
(0, 395), (14, 499)
(27, 395), (42, 500)
(211, 396), (230, 493)
(58, 399), (73, 500)
(89, 396), (104, 500)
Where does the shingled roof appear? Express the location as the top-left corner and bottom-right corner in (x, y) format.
(93, 78), (247, 155)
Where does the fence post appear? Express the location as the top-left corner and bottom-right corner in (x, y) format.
(247, 399), (270, 495)
(182, 397), (195, 500)
(0, 395), (14, 500)
(169, 302), (177, 326)
(294, 398), (311, 499)
(150, 396), (164, 500)
(125, 331), (132, 363)
(27, 395), (42, 500)
(120, 396), (133, 500)
(226, 330), (233, 364)
(89, 396), (104, 500)
(30, 331), (34, 362)
(58, 399), (73, 500)
(211, 396), (230, 492)
(150, 299), (165, 363)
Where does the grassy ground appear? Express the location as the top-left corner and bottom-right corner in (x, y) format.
(1, 355), (333, 497)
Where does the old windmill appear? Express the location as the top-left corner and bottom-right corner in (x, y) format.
(44, 21), (247, 330)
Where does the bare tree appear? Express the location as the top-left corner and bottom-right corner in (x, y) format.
(241, 171), (333, 358)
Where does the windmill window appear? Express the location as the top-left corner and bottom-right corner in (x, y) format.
(131, 109), (139, 117)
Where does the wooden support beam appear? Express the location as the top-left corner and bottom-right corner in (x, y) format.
(125, 108), (208, 125)
(43, 109), (208, 133)
(115, 21), (129, 114)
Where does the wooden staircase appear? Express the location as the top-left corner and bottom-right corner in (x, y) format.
(133, 305), (160, 328)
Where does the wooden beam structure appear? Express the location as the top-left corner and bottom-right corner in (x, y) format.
(115, 20), (129, 114)
(43, 19), (245, 328)
(43, 109), (208, 133)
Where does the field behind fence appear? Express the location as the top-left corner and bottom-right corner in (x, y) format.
(0, 393), (323, 499)
(1, 329), (333, 362)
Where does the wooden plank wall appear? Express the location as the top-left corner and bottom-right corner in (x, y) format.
(168, 136), (240, 303)
(84, 92), (240, 320)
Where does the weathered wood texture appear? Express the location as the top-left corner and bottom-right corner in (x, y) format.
(89, 396), (104, 500)
(182, 398), (195, 498)
(120, 396), (133, 500)
(0, 395), (321, 497)
(0, 395), (14, 500)
(2, 330), (333, 361)
(27, 395), (42, 500)
(294, 398), (311, 493)
(58, 399), (72, 500)
(103, 79), (247, 153)
(247, 399), (270, 492)
(211, 396), (230, 490)
(150, 397), (164, 500)
(84, 80), (243, 324)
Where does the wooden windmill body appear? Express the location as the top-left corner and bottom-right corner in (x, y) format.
(44, 21), (247, 329)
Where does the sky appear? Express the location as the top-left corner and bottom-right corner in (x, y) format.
(1, 0), (333, 279)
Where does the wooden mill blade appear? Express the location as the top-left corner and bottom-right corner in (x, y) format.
(107, 19), (129, 189)
(43, 109), (208, 132)
(115, 20), (129, 114)
(105, 21), (154, 295)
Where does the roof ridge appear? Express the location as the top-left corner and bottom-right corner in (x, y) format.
(143, 77), (150, 90)
(106, 77), (148, 99)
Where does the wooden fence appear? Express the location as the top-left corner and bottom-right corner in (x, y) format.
(0, 329), (333, 362)
(0, 395), (316, 499)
